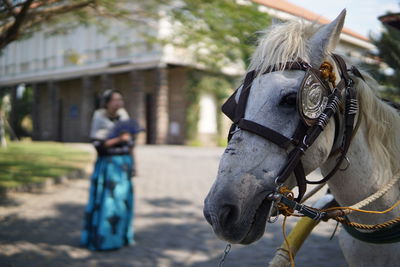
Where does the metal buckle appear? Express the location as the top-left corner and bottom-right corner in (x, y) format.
(267, 200), (280, 223)
(266, 191), (282, 223)
(339, 155), (350, 171)
(300, 61), (312, 70)
(229, 127), (241, 136)
(346, 78), (355, 88)
(298, 135), (309, 153)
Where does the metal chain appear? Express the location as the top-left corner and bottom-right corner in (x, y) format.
(218, 243), (231, 267)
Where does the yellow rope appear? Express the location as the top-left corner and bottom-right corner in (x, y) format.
(322, 199), (400, 215)
(277, 186), (400, 231)
(334, 216), (400, 230)
(350, 172), (400, 209)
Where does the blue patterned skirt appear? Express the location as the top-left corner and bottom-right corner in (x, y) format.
(80, 154), (134, 250)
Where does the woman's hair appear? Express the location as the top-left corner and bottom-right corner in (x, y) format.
(102, 89), (122, 108)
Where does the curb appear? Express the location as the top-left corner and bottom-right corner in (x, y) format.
(0, 167), (90, 196)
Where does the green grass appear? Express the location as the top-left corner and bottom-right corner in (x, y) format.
(0, 141), (92, 190)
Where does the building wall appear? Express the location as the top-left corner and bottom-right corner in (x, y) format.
(29, 66), (190, 144)
(59, 79), (88, 142)
(113, 71), (147, 145)
(0, 23), (162, 86)
(3, 3), (374, 146)
(37, 83), (52, 140)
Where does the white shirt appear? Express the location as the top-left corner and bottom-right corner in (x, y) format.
(89, 108), (130, 140)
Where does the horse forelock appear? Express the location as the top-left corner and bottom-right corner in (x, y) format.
(248, 20), (319, 74)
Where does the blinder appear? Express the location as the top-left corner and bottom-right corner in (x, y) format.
(297, 68), (332, 126)
(222, 64), (333, 129)
(221, 54), (360, 202)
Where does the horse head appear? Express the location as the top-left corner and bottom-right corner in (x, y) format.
(204, 10), (347, 244)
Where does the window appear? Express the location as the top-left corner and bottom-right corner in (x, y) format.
(20, 62), (29, 72)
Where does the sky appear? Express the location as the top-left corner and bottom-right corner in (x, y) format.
(288, 0), (399, 38)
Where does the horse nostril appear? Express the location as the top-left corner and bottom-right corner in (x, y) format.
(219, 204), (239, 227)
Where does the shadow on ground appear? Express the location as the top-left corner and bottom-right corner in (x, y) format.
(0, 196), (346, 267)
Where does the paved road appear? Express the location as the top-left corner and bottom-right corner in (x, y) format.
(0, 145), (347, 267)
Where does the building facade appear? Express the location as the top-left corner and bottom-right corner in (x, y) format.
(1, 19), (194, 144)
(0, 0), (376, 144)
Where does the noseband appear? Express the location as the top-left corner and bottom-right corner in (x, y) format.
(222, 54), (363, 202)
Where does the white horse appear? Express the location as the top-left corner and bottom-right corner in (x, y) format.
(204, 10), (400, 266)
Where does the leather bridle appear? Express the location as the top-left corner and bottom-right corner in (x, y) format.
(222, 54), (363, 202)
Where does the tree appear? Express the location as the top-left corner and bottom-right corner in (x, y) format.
(165, 0), (270, 70)
(372, 22), (400, 98)
(13, 85), (32, 138)
(0, 0), (161, 51)
(1, 0), (270, 70)
(162, 1), (271, 143)
(1, 0), (270, 144)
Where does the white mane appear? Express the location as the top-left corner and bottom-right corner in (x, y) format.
(356, 73), (400, 180)
(248, 20), (318, 73)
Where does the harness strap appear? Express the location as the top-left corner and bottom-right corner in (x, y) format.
(332, 54), (352, 83)
(262, 60), (310, 74)
(222, 89), (238, 122)
(234, 70), (256, 123)
(291, 121), (308, 146)
(276, 148), (304, 185)
(291, 121), (309, 201)
(307, 55), (358, 184)
(226, 123), (237, 142)
(342, 221), (400, 244)
(237, 119), (292, 148)
(294, 161), (307, 201)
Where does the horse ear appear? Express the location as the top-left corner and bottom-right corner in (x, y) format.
(308, 9), (346, 67)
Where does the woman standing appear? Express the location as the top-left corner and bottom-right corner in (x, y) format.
(81, 90), (136, 251)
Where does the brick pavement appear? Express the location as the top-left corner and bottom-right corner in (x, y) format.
(0, 145), (347, 267)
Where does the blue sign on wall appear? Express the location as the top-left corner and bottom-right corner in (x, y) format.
(69, 104), (79, 119)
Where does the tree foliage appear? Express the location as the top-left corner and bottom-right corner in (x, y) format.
(14, 86), (32, 137)
(1, 0), (270, 70)
(0, 0), (271, 144)
(0, 0), (161, 51)
(185, 70), (233, 143)
(166, 0), (270, 70)
(373, 22), (400, 97)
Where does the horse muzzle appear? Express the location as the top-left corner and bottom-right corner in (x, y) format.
(203, 188), (273, 244)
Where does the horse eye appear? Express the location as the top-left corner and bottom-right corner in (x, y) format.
(279, 92), (297, 107)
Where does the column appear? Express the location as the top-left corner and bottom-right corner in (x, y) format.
(31, 84), (40, 140)
(48, 81), (60, 141)
(153, 67), (169, 144)
(9, 86), (18, 140)
(129, 70), (145, 144)
(101, 73), (114, 92)
(81, 76), (94, 141)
